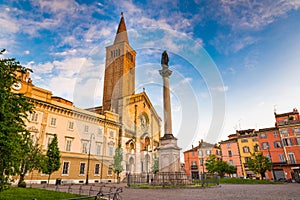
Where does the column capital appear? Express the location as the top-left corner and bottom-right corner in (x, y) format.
(159, 68), (172, 78)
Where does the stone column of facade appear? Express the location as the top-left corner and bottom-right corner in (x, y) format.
(158, 51), (181, 172)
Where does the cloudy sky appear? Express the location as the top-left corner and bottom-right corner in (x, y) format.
(1, 0), (300, 150)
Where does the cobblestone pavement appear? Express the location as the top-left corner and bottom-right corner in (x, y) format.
(121, 184), (300, 200)
(31, 183), (300, 200)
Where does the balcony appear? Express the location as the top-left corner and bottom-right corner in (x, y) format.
(191, 165), (198, 170)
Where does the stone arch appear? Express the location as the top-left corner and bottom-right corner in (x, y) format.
(129, 157), (135, 173)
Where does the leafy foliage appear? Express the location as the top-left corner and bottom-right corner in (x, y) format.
(18, 135), (46, 187)
(113, 144), (123, 183)
(205, 154), (236, 178)
(247, 152), (271, 179)
(42, 134), (61, 184)
(0, 49), (34, 191)
(151, 154), (159, 174)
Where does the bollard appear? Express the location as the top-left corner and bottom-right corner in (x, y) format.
(127, 174), (130, 187)
(89, 186), (93, 196)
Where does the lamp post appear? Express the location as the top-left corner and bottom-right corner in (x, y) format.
(267, 145), (275, 180)
(86, 133), (95, 185)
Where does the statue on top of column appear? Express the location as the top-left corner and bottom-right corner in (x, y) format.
(161, 50), (169, 66)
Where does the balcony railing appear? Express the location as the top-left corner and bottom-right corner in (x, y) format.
(191, 165), (198, 170)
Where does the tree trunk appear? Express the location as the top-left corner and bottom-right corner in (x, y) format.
(117, 172), (120, 184)
(260, 172), (265, 180)
(48, 173), (51, 185)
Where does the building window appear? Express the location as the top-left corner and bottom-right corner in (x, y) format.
(227, 143), (231, 148)
(84, 125), (89, 133)
(108, 165), (113, 176)
(191, 161), (197, 166)
(200, 159), (204, 166)
(252, 138), (258, 142)
(108, 146), (114, 156)
(288, 153), (296, 164)
(228, 150), (232, 157)
(242, 146), (250, 153)
(65, 139), (72, 152)
(228, 160), (234, 166)
(198, 150), (203, 156)
(282, 138), (293, 146)
(47, 136), (54, 148)
(192, 151), (195, 156)
(254, 145), (259, 152)
(295, 137), (300, 145)
(97, 144), (102, 155)
(274, 141), (282, 148)
(50, 117), (57, 127)
(241, 139), (248, 143)
(261, 142), (270, 150)
(82, 142), (88, 154)
(95, 164), (100, 175)
(294, 128), (300, 136)
(79, 163), (86, 175)
(62, 162), (70, 175)
(68, 121), (74, 130)
(206, 150), (211, 155)
(279, 154), (285, 162)
(260, 133), (267, 138)
(244, 157), (250, 163)
(280, 129), (289, 137)
(109, 131), (114, 138)
(274, 132), (279, 137)
(31, 112), (39, 122)
(98, 128), (103, 136)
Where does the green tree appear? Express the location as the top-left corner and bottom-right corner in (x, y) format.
(247, 152), (271, 179)
(205, 154), (236, 178)
(0, 49), (33, 191)
(18, 135), (45, 187)
(43, 134), (61, 184)
(151, 154), (159, 174)
(112, 144), (123, 183)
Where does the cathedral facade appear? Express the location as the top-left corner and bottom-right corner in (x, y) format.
(13, 14), (161, 184)
(101, 13), (161, 177)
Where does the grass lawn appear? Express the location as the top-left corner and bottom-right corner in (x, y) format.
(128, 183), (216, 189)
(0, 187), (92, 200)
(219, 178), (281, 184)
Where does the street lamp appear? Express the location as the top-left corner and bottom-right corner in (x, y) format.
(86, 133), (95, 185)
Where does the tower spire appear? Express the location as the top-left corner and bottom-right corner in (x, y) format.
(114, 12), (129, 44)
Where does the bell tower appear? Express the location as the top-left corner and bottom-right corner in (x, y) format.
(102, 13), (136, 114)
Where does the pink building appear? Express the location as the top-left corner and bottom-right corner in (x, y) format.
(220, 134), (243, 177)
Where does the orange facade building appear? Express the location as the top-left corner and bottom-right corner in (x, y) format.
(219, 134), (243, 177)
(184, 140), (221, 179)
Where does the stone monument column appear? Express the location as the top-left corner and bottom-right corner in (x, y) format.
(160, 51), (173, 136)
(157, 51), (181, 173)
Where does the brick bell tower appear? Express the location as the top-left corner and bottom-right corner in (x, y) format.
(102, 12), (136, 116)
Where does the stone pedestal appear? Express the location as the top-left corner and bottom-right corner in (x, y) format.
(157, 134), (181, 172)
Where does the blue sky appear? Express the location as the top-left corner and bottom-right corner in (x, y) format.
(1, 0), (300, 150)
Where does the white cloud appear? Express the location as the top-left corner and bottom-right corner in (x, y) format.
(219, 0), (300, 30)
(24, 50), (30, 54)
(35, 0), (79, 14)
(0, 12), (19, 33)
(54, 49), (77, 56)
(26, 61), (54, 74)
(210, 86), (229, 92)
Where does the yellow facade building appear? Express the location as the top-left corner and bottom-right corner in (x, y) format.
(236, 129), (259, 178)
(13, 72), (120, 184)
